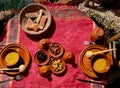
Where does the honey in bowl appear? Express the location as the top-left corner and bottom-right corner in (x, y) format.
(93, 58), (106, 72)
(5, 51), (19, 66)
(92, 54), (110, 74)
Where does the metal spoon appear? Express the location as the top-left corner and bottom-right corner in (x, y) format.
(76, 78), (107, 85)
(0, 75), (24, 83)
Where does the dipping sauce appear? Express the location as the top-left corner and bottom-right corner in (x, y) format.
(5, 51), (19, 66)
(93, 58), (106, 72)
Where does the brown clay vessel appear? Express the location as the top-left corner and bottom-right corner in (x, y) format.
(38, 38), (51, 49)
(62, 50), (74, 63)
(90, 27), (104, 42)
(38, 65), (51, 77)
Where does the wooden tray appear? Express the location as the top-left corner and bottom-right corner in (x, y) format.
(79, 45), (113, 79)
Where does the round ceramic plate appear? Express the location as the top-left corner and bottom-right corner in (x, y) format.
(79, 45), (113, 79)
(0, 43), (30, 75)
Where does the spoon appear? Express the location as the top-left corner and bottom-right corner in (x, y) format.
(0, 75), (24, 83)
(0, 64), (26, 72)
(76, 78), (107, 86)
(85, 48), (116, 58)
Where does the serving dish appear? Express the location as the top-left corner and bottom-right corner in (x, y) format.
(0, 43), (30, 75)
(79, 45), (113, 79)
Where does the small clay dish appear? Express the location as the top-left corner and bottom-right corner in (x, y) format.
(49, 58), (66, 75)
(48, 42), (64, 58)
(91, 54), (111, 74)
(34, 49), (50, 66)
(2, 49), (20, 67)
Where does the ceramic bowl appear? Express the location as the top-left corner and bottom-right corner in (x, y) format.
(48, 42), (64, 58)
(2, 49), (20, 67)
(91, 54), (111, 74)
(34, 49), (50, 66)
(49, 58), (66, 75)
(19, 3), (51, 35)
(0, 44), (30, 75)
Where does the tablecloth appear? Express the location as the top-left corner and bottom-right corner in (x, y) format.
(0, 3), (104, 88)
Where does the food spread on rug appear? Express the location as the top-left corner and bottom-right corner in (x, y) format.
(1, 0), (120, 88)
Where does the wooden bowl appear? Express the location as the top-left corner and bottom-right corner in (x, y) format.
(34, 49), (50, 66)
(0, 44), (30, 75)
(19, 3), (51, 35)
(91, 54), (111, 74)
(49, 58), (66, 75)
(48, 42), (64, 58)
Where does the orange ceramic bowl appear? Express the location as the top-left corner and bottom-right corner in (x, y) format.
(19, 3), (51, 35)
(0, 44), (30, 75)
(49, 58), (66, 75)
(34, 49), (50, 66)
(91, 54), (111, 74)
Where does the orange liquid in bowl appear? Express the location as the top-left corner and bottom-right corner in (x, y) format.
(5, 51), (19, 66)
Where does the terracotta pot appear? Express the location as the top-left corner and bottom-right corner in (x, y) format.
(90, 27), (105, 42)
(34, 49), (50, 66)
(62, 50), (74, 63)
(38, 38), (51, 49)
(48, 42), (64, 58)
(38, 65), (51, 77)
